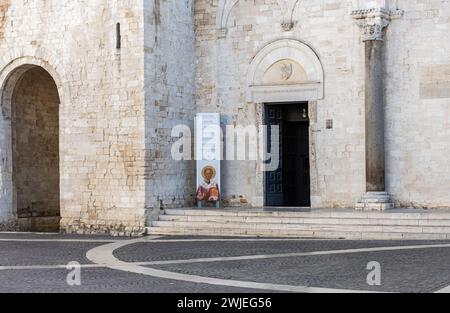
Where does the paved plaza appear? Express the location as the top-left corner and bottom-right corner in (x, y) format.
(1, 233), (450, 293)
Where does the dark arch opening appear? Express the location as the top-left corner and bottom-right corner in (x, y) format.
(11, 66), (61, 232)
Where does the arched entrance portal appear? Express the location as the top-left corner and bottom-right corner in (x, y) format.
(247, 39), (324, 208)
(6, 66), (61, 232)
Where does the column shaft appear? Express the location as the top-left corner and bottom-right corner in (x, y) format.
(365, 40), (385, 192)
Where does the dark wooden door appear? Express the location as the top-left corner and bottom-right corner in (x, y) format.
(265, 103), (311, 207)
(265, 105), (284, 206)
(284, 121), (311, 207)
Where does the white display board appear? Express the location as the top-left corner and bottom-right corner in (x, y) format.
(195, 113), (221, 208)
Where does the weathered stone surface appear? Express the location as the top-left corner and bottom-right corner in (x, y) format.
(420, 65), (450, 99)
(0, 1), (146, 234)
(0, 0), (449, 235)
(0, 0), (196, 235)
(195, 0), (450, 210)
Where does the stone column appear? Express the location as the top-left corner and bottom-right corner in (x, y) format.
(352, 8), (402, 211)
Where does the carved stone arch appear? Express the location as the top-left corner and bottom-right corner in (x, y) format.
(292, 0), (303, 21)
(246, 39), (324, 103)
(217, 0), (302, 32)
(0, 52), (70, 117)
(216, 0), (240, 30)
(1, 60), (67, 118)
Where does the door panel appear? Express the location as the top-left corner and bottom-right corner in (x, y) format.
(284, 121), (311, 207)
(265, 103), (311, 207)
(265, 105), (283, 206)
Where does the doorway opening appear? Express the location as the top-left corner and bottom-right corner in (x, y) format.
(264, 102), (311, 207)
(10, 66), (61, 232)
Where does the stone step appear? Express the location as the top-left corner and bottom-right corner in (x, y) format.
(151, 209), (450, 240)
(151, 220), (450, 235)
(158, 214), (450, 227)
(164, 209), (450, 220)
(146, 226), (450, 241)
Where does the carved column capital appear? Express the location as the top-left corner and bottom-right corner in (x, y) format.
(352, 8), (403, 42)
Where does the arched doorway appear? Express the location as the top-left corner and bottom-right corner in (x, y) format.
(4, 66), (61, 232)
(247, 39), (324, 208)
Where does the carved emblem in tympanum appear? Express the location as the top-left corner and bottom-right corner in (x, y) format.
(281, 63), (293, 80)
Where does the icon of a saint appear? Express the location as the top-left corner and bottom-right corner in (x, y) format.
(196, 166), (220, 202)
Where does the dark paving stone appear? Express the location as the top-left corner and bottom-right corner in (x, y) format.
(115, 239), (450, 263)
(0, 242), (104, 266)
(1, 234), (450, 293)
(150, 247), (450, 293)
(0, 268), (265, 293)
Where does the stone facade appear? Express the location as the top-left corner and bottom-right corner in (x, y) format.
(0, 0), (147, 234)
(196, 0), (366, 208)
(195, 0), (450, 210)
(0, 0), (449, 234)
(143, 0), (196, 221)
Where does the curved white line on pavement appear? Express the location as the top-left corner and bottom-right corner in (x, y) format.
(130, 243), (450, 266)
(86, 238), (373, 293)
(436, 286), (450, 293)
(87, 238), (450, 293)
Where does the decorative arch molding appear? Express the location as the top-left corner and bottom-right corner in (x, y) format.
(246, 39), (324, 103)
(0, 52), (70, 118)
(217, 0), (301, 34)
(216, 0), (239, 30)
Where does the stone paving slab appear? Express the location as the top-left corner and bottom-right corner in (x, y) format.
(149, 248), (450, 293)
(0, 242), (101, 266)
(2, 234), (450, 293)
(114, 239), (450, 263)
(0, 268), (264, 293)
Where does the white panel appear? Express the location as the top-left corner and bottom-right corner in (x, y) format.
(196, 113), (222, 204)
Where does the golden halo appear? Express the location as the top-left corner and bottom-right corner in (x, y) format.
(202, 166), (217, 180)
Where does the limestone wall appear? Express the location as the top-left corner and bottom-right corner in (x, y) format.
(194, 0), (450, 209)
(385, 0), (450, 208)
(144, 0), (196, 220)
(0, 0), (146, 234)
(0, 0), (449, 233)
(195, 0), (366, 208)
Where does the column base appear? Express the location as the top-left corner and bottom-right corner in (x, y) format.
(356, 192), (394, 211)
